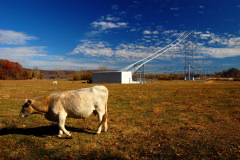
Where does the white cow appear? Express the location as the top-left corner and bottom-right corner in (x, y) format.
(52, 81), (57, 85)
(19, 86), (108, 137)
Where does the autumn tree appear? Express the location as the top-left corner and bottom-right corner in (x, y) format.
(0, 59), (38, 80)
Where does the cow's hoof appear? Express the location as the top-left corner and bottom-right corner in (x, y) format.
(67, 136), (73, 139)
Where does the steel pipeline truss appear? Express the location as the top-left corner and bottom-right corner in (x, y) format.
(119, 31), (193, 73)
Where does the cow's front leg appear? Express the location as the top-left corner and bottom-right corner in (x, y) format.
(58, 130), (63, 137)
(58, 112), (71, 137)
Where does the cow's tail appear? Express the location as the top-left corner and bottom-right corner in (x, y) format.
(101, 103), (107, 125)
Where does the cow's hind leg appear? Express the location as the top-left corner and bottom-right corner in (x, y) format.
(103, 104), (108, 132)
(58, 112), (71, 137)
(103, 118), (108, 132)
(96, 110), (107, 134)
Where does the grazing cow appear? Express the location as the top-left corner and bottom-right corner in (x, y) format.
(52, 81), (57, 85)
(19, 86), (108, 137)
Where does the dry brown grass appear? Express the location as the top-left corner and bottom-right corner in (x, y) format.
(0, 80), (240, 159)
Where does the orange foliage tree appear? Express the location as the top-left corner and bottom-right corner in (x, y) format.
(0, 59), (32, 80)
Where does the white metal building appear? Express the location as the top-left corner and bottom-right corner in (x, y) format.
(92, 71), (133, 84)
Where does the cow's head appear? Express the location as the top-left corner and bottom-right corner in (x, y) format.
(19, 99), (34, 118)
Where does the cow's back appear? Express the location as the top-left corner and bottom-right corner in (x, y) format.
(52, 86), (108, 118)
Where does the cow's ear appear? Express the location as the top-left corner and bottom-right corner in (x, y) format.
(27, 99), (32, 106)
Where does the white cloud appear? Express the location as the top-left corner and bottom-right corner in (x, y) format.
(199, 32), (240, 47)
(69, 39), (182, 62)
(162, 30), (177, 35)
(88, 12), (128, 37)
(227, 37), (240, 46)
(106, 15), (120, 21)
(0, 29), (71, 69)
(117, 22), (128, 26)
(0, 46), (48, 67)
(92, 21), (119, 30)
(24, 60), (102, 70)
(0, 29), (37, 45)
(0, 46), (47, 58)
(143, 30), (151, 34)
(200, 33), (211, 39)
(70, 40), (114, 57)
(0, 46), (64, 61)
(208, 37), (223, 44)
(199, 46), (240, 58)
(0, 29), (118, 70)
(130, 28), (137, 32)
(91, 19), (128, 33)
(70, 31), (240, 70)
(0, 46), (103, 70)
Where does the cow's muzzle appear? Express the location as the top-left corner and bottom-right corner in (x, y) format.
(19, 113), (26, 118)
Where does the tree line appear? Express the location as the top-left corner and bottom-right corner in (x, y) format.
(145, 68), (240, 81)
(0, 59), (43, 80)
(0, 59), (92, 81)
(1, 59), (239, 81)
(216, 68), (240, 80)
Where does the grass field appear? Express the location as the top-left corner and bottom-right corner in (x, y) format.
(0, 80), (239, 159)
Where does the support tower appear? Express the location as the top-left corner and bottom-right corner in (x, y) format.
(184, 31), (196, 80)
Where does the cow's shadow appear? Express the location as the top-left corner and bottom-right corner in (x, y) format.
(0, 125), (96, 137)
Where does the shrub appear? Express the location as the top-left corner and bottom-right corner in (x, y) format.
(72, 71), (92, 82)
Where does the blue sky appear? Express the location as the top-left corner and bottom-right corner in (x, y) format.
(0, 0), (240, 73)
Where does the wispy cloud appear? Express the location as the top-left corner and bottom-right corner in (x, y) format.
(69, 38), (183, 62)
(198, 31), (240, 47)
(92, 21), (127, 30)
(143, 30), (159, 35)
(198, 46), (240, 58)
(106, 15), (120, 21)
(70, 40), (114, 57)
(143, 30), (152, 34)
(71, 30), (240, 68)
(0, 29), (75, 69)
(134, 14), (142, 20)
(0, 29), (37, 45)
(23, 60), (102, 70)
(0, 46), (47, 57)
(112, 4), (119, 10)
(88, 13), (128, 36)
(0, 29), (48, 62)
